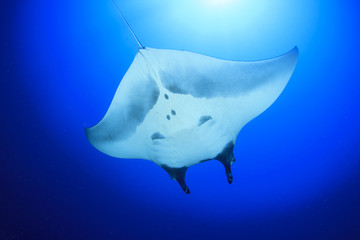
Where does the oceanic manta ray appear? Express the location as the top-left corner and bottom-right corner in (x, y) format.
(85, 2), (298, 193)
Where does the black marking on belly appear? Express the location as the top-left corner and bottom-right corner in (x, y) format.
(165, 83), (184, 95)
(167, 115), (170, 120)
(151, 132), (165, 140)
(171, 110), (176, 116)
(198, 115), (212, 126)
(164, 94), (169, 99)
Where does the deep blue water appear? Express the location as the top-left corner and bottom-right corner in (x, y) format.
(2, 0), (360, 239)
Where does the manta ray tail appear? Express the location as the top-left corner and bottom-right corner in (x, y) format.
(111, 0), (144, 49)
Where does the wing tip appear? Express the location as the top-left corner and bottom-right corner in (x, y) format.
(84, 125), (102, 150)
(84, 126), (95, 147)
(289, 46), (299, 61)
(278, 46), (299, 70)
(292, 46), (299, 53)
(84, 126), (108, 155)
(84, 126), (91, 139)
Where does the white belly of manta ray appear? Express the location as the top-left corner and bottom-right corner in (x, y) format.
(85, 47), (298, 193)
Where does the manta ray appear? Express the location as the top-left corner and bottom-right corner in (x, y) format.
(85, 3), (298, 193)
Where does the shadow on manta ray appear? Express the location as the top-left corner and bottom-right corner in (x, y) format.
(85, 1), (299, 194)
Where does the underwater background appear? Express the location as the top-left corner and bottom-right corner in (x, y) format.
(1, 0), (360, 239)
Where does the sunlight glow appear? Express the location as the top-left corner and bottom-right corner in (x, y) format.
(206, 0), (235, 7)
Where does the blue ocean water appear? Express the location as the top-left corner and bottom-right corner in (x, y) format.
(2, 0), (360, 239)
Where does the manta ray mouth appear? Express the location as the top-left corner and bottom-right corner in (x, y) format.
(160, 142), (235, 194)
